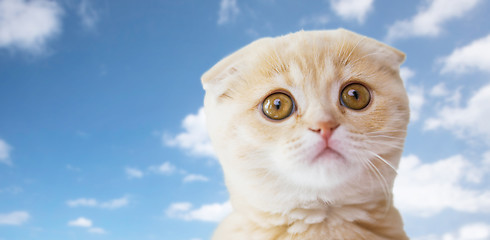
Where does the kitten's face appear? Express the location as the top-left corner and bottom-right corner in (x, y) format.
(202, 29), (409, 204)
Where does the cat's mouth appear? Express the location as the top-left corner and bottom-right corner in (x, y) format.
(312, 146), (344, 163)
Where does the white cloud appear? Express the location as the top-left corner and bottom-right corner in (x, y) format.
(68, 217), (107, 234)
(99, 196), (129, 209)
(407, 85), (425, 122)
(0, 0), (63, 53)
(125, 167), (144, 179)
(149, 161), (176, 175)
(430, 83), (449, 97)
(67, 196), (129, 209)
(425, 84), (490, 144)
(68, 217), (92, 227)
(399, 67), (424, 122)
(440, 34), (490, 74)
(183, 174), (209, 183)
(217, 0), (239, 25)
(394, 154), (490, 217)
(0, 211), (30, 225)
(166, 201), (232, 222)
(299, 14), (329, 28)
(414, 222), (490, 240)
(67, 198), (98, 207)
(329, 0), (374, 23)
(400, 66), (416, 83)
(386, 0), (482, 42)
(0, 139), (12, 165)
(78, 0), (98, 30)
(164, 107), (215, 158)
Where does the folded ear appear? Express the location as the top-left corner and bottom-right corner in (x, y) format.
(337, 28), (406, 70)
(201, 38), (272, 93)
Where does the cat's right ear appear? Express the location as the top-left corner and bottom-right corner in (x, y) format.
(201, 50), (244, 93)
(201, 38), (271, 94)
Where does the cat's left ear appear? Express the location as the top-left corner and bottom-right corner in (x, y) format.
(365, 37), (406, 69)
(338, 29), (406, 69)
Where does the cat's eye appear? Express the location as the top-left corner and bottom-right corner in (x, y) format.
(340, 83), (371, 110)
(262, 92), (294, 120)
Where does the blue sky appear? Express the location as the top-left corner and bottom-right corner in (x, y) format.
(1, 0), (490, 239)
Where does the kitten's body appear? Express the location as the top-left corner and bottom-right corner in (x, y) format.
(202, 29), (410, 240)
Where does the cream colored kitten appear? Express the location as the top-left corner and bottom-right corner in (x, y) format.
(202, 29), (410, 240)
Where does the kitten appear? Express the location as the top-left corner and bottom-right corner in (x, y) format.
(201, 29), (410, 240)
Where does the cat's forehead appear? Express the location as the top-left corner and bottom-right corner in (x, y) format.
(202, 29), (405, 103)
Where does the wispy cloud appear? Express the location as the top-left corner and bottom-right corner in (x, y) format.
(125, 167), (144, 179)
(78, 0), (98, 30)
(164, 107), (215, 158)
(0, 211), (30, 225)
(0, 0), (63, 54)
(67, 196), (129, 209)
(440, 34), (490, 74)
(166, 201), (232, 222)
(67, 217), (106, 234)
(149, 161), (176, 175)
(394, 153), (490, 217)
(0, 186), (23, 195)
(329, 0), (374, 24)
(425, 84), (490, 145)
(0, 139), (12, 165)
(217, 0), (239, 25)
(386, 0), (482, 42)
(414, 222), (490, 240)
(299, 14), (329, 28)
(183, 174), (209, 183)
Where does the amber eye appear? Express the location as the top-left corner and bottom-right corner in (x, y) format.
(340, 83), (371, 110)
(262, 92), (294, 120)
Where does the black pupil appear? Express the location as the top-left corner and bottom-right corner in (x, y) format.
(274, 99), (281, 110)
(348, 89), (359, 100)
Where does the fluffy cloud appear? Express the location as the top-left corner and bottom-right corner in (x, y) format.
(125, 167), (144, 179)
(425, 84), (490, 144)
(68, 217), (92, 227)
(0, 139), (12, 165)
(394, 154), (490, 217)
(0, 0), (63, 53)
(0, 211), (30, 225)
(183, 174), (209, 183)
(67, 196), (129, 209)
(68, 217), (106, 234)
(386, 0), (482, 42)
(329, 0), (374, 23)
(406, 85), (425, 122)
(440, 34), (490, 74)
(400, 67), (415, 83)
(166, 201), (232, 222)
(414, 222), (490, 240)
(217, 0), (239, 25)
(164, 107), (215, 158)
(78, 0), (98, 30)
(400, 67), (425, 122)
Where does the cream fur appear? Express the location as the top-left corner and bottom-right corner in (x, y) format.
(202, 29), (410, 240)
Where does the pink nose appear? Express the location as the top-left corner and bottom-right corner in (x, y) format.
(309, 121), (339, 141)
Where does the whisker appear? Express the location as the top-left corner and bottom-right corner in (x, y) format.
(367, 151), (398, 174)
(361, 140), (404, 150)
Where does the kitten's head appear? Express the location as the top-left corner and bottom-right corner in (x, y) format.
(202, 29), (409, 208)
